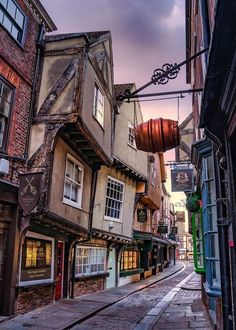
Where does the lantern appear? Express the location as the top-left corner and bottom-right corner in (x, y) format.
(134, 118), (179, 153)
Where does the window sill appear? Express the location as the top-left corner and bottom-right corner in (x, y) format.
(63, 199), (82, 210)
(104, 216), (122, 223)
(17, 281), (55, 290)
(203, 281), (221, 298)
(120, 268), (144, 277)
(74, 272), (109, 281)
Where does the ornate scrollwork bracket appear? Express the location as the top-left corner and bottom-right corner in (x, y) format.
(151, 63), (181, 85)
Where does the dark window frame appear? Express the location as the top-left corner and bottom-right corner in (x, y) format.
(0, 0), (27, 45)
(0, 75), (14, 152)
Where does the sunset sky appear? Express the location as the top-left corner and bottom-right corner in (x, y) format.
(41, 0), (190, 204)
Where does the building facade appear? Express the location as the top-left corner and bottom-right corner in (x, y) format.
(0, 0), (56, 315)
(20, 31), (115, 312)
(186, 0), (236, 328)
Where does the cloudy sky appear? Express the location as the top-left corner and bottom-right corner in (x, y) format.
(41, 0), (190, 202)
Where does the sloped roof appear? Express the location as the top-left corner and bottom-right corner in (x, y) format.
(29, 0), (57, 32)
(45, 31), (110, 43)
(114, 83), (135, 105)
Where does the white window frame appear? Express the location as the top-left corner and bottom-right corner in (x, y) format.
(93, 83), (104, 127)
(104, 176), (124, 222)
(63, 154), (84, 209)
(128, 122), (136, 149)
(19, 231), (55, 286)
(75, 246), (107, 277)
(0, 0), (26, 45)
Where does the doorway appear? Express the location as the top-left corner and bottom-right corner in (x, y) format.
(106, 248), (116, 289)
(55, 242), (64, 300)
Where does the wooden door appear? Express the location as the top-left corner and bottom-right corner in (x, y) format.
(55, 242), (64, 300)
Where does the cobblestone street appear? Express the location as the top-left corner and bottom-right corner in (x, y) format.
(70, 263), (212, 330)
(0, 263), (213, 330)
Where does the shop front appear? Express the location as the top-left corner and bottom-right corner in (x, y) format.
(0, 182), (18, 316)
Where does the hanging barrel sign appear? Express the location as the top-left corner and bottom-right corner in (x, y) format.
(134, 118), (179, 153)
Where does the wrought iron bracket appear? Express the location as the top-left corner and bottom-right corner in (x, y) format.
(217, 217), (231, 227)
(116, 47), (208, 101)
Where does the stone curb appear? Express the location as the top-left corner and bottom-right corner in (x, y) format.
(133, 270), (195, 330)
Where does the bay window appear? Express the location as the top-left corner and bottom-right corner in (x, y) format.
(202, 152), (221, 295)
(75, 246), (107, 277)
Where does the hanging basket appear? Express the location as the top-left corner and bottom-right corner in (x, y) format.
(186, 193), (201, 212)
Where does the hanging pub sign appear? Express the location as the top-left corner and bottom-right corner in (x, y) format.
(168, 233), (176, 241)
(137, 208), (147, 222)
(171, 226), (178, 234)
(171, 168), (194, 192)
(176, 211), (185, 222)
(18, 172), (43, 214)
(158, 225), (168, 234)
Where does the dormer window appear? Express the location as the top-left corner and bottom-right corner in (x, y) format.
(0, 0), (26, 45)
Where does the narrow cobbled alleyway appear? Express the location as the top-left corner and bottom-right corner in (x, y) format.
(0, 262), (212, 330)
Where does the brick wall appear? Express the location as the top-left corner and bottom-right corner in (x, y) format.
(15, 284), (54, 314)
(0, 0), (41, 182)
(73, 277), (105, 296)
(0, 0), (39, 84)
(201, 275), (223, 330)
(216, 297), (223, 330)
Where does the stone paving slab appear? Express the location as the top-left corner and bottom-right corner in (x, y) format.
(0, 262), (184, 330)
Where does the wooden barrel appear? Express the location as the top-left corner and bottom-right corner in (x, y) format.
(134, 118), (179, 153)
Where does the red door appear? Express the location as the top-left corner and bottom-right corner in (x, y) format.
(55, 242), (64, 300)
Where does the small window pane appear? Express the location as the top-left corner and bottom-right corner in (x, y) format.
(0, 0), (7, 9)
(66, 159), (74, 179)
(71, 183), (78, 202)
(3, 15), (12, 32)
(0, 9), (4, 23)
(15, 8), (24, 27)
(11, 24), (18, 39)
(64, 180), (71, 199)
(7, 0), (16, 19)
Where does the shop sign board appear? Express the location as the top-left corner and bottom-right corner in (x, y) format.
(176, 211), (185, 222)
(171, 168), (194, 192)
(18, 172), (43, 214)
(158, 225), (168, 234)
(137, 208), (147, 222)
